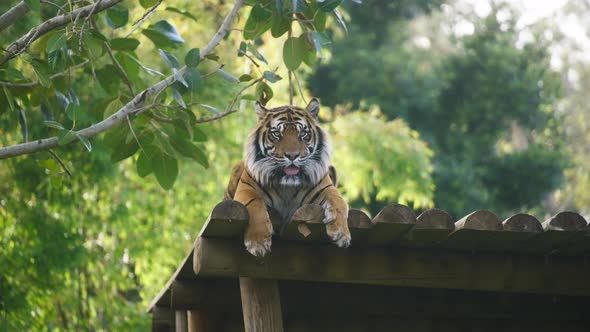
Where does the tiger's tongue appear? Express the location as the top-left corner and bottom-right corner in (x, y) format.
(284, 165), (300, 176)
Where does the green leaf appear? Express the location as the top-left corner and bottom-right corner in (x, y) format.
(57, 130), (77, 145)
(65, 103), (82, 121)
(185, 48), (200, 67)
(110, 38), (140, 51)
(332, 9), (347, 33)
(96, 65), (120, 94)
(243, 4), (272, 40)
(317, 0), (344, 12)
(158, 49), (180, 69)
(30, 59), (51, 88)
(136, 151), (152, 177)
(106, 5), (129, 29)
(46, 33), (66, 53)
(142, 20), (184, 48)
(314, 10), (327, 31)
(152, 151), (178, 190)
(139, 0), (158, 9)
(263, 71), (282, 83)
(283, 36), (304, 70)
(171, 137), (208, 168)
(193, 126), (207, 142)
(255, 81), (274, 105)
(44, 120), (64, 130)
(238, 41), (247, 57)
(270, 13), (291, 38)
(199, 104), (221, 115)
(172, 88), (187, 109)
(165, 7), (198, 22)
(82, 32), (105, 58)
(115, 52), (140, 82)
(216, 69), (239, 83)
(310, 31), (331, 58)
(174, 69), (188, 88)
(239, 74), (253, 82)
(76, 134), (92, 152)
(184, 67), (202, 92)
(0, 68), (25, 81)
(23, 0), (40, 11)
(106, 126), (140, 162)
(300, 34), (317, 66)
(247, 43), (268, 64)
(205, 53), (220, 61)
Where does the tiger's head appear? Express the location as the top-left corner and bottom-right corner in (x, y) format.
(245, 99), (331, 188)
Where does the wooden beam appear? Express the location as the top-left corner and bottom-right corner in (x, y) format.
(438, 210), (504, 251)
(515, 212), (588, 254)
(176, 310), (188, 332)
(239, 277), (284, 332)
(193, 236), (590, 296)
(199, 200), (248, 238)
(400, 208), (454, 247)
(188, 310), (216, 332)
(370, 204), (416, 245)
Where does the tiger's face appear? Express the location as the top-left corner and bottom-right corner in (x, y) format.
(245, 99), (331, 187)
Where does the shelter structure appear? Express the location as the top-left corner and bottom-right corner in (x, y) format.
(148, 200), (590, 332)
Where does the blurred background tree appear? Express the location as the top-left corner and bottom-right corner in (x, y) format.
(1, 0), (589, 329)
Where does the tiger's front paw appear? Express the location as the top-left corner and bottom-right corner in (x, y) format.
(323, 203), (351, 248)
(244, 222), (273, 257)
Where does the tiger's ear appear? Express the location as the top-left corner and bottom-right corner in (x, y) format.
(306, 98), (320, 118)
(255, 101), (268, 120)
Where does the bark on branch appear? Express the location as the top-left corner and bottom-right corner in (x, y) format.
(0, 1), (29, 33)
(1, 0), (124, 65)
(0, 0), (246, 160)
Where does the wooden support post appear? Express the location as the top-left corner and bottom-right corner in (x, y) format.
(239, 277), (284, 332)
(175, 310), (188, 332)
(187, 310), (215, 332)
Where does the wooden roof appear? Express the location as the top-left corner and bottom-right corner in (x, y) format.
(148, 201), (590, 331)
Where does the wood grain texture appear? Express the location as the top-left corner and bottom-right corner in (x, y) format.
(239, 277), (284, 332)
(400, 209), (454, 247)
(369, 204), (417, 245)
(193, 237), (590, 296)
(199, 200), (248, 238)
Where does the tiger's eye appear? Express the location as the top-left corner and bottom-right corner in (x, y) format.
(270, 130), (280, 139)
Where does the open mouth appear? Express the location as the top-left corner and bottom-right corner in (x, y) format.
(284, 165), (300, 176)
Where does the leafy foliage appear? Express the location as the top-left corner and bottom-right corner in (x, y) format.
(330, 110), (434, 211)
(308, 3), (566, 217)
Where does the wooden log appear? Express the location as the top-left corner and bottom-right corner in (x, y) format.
(192, 236), (590, 296)
(347, 208), (372, 245)
(188, 310), (216, 332)
(239, 277), (284, 332)
(280, 204), (326, 241)
(486, 214), (544, 252)
(438, 210), (504, 251)
(515, 212), (588, 254)
(199, 200), (248, 238)
(176, 310), (188, 332)
(369, 204), (417, 245)
(400, 209), (454, 247)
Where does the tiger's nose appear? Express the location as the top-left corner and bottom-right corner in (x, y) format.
(285, 151), (300, 161)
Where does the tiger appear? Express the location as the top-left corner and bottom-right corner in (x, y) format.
(224, 98), (351, 257)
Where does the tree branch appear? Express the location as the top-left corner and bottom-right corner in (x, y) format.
(0, 0), (124, 65)
(0, 0), (246, 160)
(0, 1), (29, 33)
